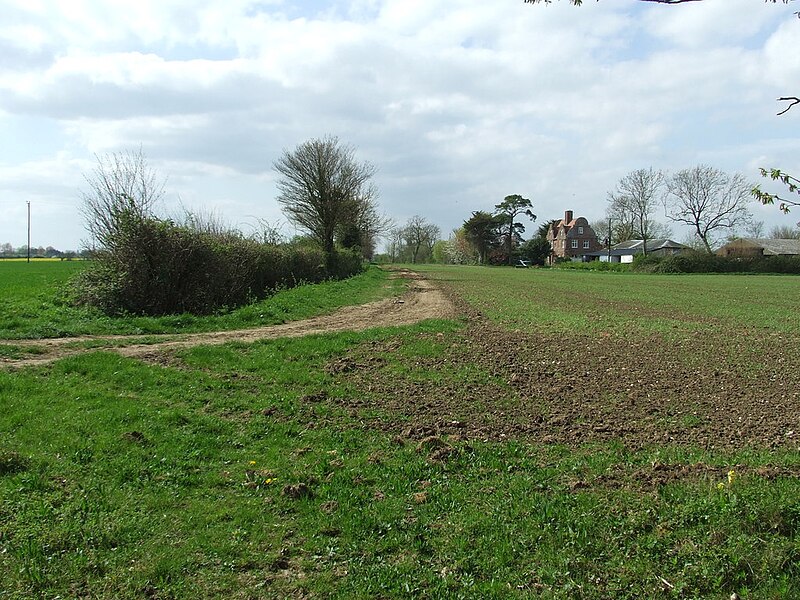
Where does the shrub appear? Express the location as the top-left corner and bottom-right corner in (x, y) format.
(73, 213), (362, 316)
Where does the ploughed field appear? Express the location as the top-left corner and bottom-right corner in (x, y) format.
(381, 266), (800, 452)
(1, 262), (799, 599)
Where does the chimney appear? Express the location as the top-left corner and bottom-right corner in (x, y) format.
(564, 210), (573, 224)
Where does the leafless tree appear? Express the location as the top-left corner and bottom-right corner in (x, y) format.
(274, 136), (377, 261)
(179, 205), (234, 237)
(607, 168), (666, 253)
(769, 223), (800, 239)
(664, 166), (753, 253)
(745, 220), (766, 238)
(81, 148), (165, 249)
(247, 217), (286, 245)
(403, 215), (441, 264)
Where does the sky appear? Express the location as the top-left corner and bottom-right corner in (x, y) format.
(0, 0), (798, 251)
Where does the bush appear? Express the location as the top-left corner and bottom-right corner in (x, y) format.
(555, 260), (630, 272)
(73, 213), (363, 315)
(631, 252), (800, 274)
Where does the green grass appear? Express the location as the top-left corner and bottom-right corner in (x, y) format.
(412, 264), (800, 334)
(2, 329), (799, 599)
(2, 263), (800, 598)
(0, 262), (403, 339)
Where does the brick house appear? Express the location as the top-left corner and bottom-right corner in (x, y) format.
(546, 210), (602, 263)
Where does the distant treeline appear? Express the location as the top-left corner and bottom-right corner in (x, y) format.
(0, 244), (89, 259)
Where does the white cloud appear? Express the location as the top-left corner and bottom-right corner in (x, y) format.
(0, 0), (797, 249)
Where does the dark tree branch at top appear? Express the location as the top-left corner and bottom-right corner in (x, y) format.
(777, 97), (800, 115)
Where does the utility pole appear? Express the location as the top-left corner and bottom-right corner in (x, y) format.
(27, 201), (31, 263)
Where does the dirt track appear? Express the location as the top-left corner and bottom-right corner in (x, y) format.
(4, 269), (799, 453)
(0, 270), (454, 368)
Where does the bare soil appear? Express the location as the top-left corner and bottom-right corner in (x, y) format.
(320, 286), (800, 453)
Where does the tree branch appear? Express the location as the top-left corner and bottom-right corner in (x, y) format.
(777, 96), (800, 115)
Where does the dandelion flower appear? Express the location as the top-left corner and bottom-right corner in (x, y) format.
(249, 460), (257, 466)
(717, 482), (725, 491)
(727, 470), (736, 485)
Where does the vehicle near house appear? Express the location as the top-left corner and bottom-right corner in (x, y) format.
(545, 210), (602, 264)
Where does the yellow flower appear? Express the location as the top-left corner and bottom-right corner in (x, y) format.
(727, 470), (736, 485)
(249, 460), (257, 466)
(264, 478), (276, 485)
(717, 482), (725, 491)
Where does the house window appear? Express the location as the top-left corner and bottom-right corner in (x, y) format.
(571, 240), (578, 249)
(583, 240), (590, 249)
(578, 226), (584, 234)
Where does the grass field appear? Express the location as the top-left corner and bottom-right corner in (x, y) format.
(414, 265), (800, 334)
(2, 264), (799, 599)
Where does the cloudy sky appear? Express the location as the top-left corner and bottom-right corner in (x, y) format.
(1, 0), (798, 251)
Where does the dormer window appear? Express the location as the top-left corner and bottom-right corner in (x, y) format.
(578, 226), (584, 234)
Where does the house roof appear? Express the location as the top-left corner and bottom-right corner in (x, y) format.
(611, 239), (689, 253)
(583, 249), (634, 257)
(549, 216), (589, 236)
(725, 238), (800, 256)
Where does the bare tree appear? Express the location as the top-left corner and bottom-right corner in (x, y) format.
(274, 137), (377, 262)
(746, 220), (766, 238)
(179, 205), (233, 237)
(386, 226), (405, 263)
(248, 217), (286, 245)
(664, 166), (753, 253)
(607, 168), (666, 253)
(403, 215), (441, 264)
(81, 148), (165, 249)
(769, 223), (800, 239)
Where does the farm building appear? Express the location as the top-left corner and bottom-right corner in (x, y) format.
(586, 239), (690, 263)
(716, 238), (800, 258)
(546, 210), (603, 264)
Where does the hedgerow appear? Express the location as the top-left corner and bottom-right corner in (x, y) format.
(72, 213), (362, 316)
(632, 252), (800, 274)
(555, 260), (631, 272)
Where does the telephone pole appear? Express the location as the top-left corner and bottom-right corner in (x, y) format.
(27, 201), (31, 263)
